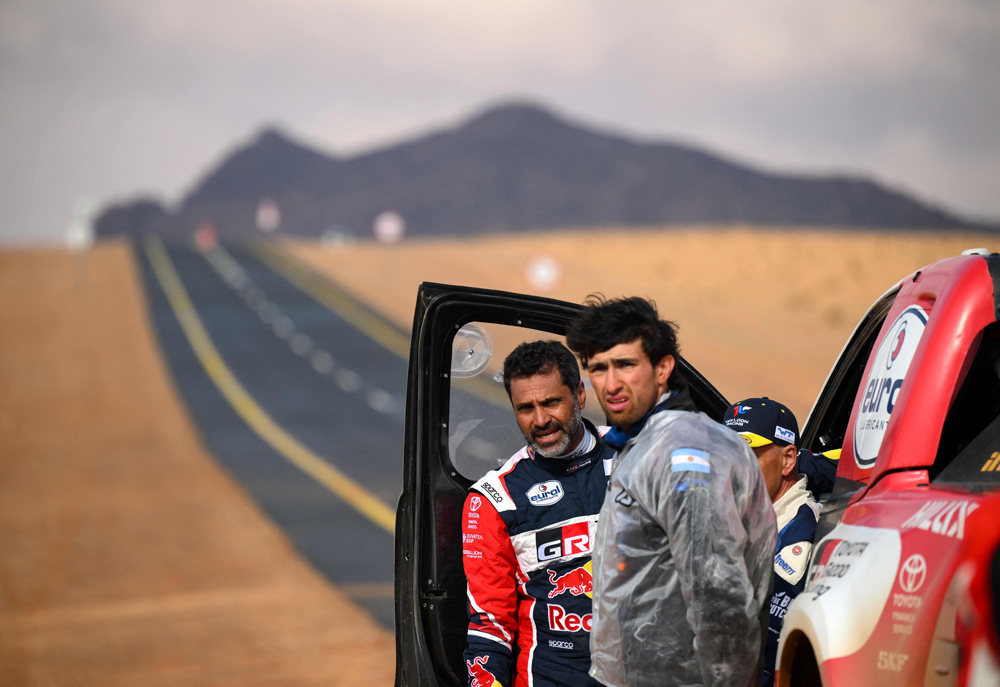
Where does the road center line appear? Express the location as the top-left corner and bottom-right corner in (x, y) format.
(251, 242), (510, 408)
(144, 236), (395, 535)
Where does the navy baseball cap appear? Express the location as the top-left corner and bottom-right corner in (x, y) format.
(723, 397), (800, 448)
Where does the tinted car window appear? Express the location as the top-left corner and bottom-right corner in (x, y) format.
(933, 321), (1000, 489)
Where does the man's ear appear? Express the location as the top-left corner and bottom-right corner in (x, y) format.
(655, 354), (675, 394)
(576, 380), (587, 410)
(781, 445), (798, 477)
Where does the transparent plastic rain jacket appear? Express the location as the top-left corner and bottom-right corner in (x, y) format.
(589, 395), (777, 687)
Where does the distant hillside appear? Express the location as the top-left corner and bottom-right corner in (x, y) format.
(96, 103), (981, 240)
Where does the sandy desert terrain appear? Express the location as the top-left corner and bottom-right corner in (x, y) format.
(285, 226), (998, 420)
(0, 242), (394, 686)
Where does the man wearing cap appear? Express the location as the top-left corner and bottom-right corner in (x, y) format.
(723, 398), (821, 687)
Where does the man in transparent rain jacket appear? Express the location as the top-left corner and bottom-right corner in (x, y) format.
(566, 297), (777, 687)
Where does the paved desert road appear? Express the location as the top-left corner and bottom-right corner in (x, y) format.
(134, 239), (412, 629)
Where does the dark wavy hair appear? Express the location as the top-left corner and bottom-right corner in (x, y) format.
(565, 295), (680, 380)
(502, 340), (581, 398)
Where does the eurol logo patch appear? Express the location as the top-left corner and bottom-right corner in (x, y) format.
(526, 480), (564, 506)
(853, 306), (928, 469)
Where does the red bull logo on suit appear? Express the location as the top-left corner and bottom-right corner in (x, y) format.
(466, 656), (502, 687)
(547, 561), (594, 598)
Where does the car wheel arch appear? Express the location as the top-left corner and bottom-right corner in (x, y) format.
(778, 630), (824, 687)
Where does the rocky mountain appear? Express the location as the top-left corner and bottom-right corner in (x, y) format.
(96, 103), (980, 240)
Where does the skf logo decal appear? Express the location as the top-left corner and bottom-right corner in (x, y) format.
(900, 500), (979, 539)
(466, 656), (502, 687)
(854, 306), (927, 469)
(898, 554), (927, 594)
(548, 561), (594, 599)
(481, 482), (505, 504)
(877, 651), (909, 673)
(536, 522), (590, 561)
(526, 480), (564, 506)
(469, 496), (482, 512)
(548, 603), (593, 632)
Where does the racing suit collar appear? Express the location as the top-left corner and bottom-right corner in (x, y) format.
(772, 475), (814, 532)
(603, 383), (695, 450)
(531, 418), (605, 474)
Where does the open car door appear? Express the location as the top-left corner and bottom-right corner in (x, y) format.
(394, 283), (729, 687)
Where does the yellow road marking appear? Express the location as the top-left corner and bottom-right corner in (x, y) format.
(144, 237), (395, 534)
(252, 242), (510, 408)
(250, 243), (411, 359)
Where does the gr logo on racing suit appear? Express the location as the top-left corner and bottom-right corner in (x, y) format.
(536, 522), (590, 561)
(466, 656), (502, 687)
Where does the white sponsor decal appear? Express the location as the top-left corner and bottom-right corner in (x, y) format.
(900, 500), (979, 539)
(470, 496), (482, 512)
(898, 554), (927, 594)
(774, 541), (811, 585)
(775, 426), (796, 443)
(877, 651), (909, 672)
(784, 524), (901, 662)
(854, 306), (928, 469)
(526, 480), (564, 506)
(510, 515), (598, 572)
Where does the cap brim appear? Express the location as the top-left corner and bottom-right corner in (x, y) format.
(739, 432), (773, 448)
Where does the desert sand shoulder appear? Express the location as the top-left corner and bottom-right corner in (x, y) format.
(0, 241), (394, 686)
(284, 226), (996, 419)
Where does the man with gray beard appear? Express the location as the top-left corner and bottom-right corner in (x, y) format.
(462, 340), (616, 687)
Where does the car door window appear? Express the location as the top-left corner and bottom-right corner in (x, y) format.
(448, 322), (605, 481)
(802, 287), (898, 458)
(932, 321), (1000, 488)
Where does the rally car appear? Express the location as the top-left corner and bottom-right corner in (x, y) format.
(775, 250), (1000, 687)
(394, 249), (1000, 687)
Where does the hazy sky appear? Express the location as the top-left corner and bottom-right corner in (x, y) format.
(2, 0), (998, 244)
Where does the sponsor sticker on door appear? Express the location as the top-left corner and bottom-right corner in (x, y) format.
(853, 306), (928, 469)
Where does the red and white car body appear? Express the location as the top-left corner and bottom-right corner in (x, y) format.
(777, 252), (1000, 686)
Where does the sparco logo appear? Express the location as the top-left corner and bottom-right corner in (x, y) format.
(898, 554), (927, 594)
(480, 482), (504, 504)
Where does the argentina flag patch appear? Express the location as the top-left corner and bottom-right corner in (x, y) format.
(670, 448), (711, 473)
